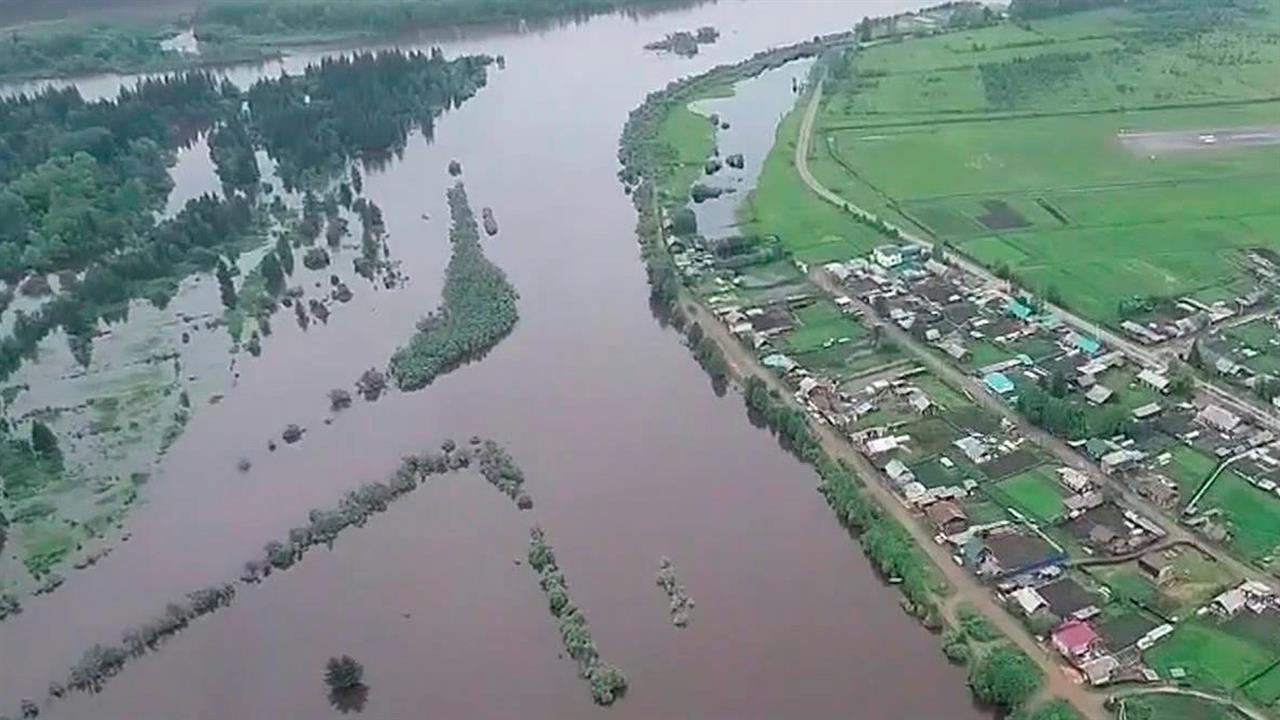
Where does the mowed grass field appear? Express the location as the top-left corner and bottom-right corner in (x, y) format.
(809, 0), (1280, 326)
(991, 466), (1064, 523)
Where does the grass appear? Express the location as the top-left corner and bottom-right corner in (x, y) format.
(1166, 445), (1218, 502)
(1147, 619), (1277, 693)
(736, 93), (885, 264)
(992, 466), (1064, 523)
(1243, 663), (1280, 707)
(1200, 471), (1280, 563)
(1116, 692), (1249, 720)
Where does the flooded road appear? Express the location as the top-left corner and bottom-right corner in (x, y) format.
(0, 2), (991, 718)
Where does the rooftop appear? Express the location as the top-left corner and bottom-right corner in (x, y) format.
(983, 371), (1016, 395)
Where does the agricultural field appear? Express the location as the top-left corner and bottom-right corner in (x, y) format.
(1146, 618), (1278, 694)
(1199, 471), (1280, 565)
(811, 0), (1280, 327)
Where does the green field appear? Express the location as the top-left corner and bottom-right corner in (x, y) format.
(991, 466), (1064, 523)
(1244, 663), (1280, 708)
(1200, 472), (1280, 563)
(1147, 619), (1277, 693)
(807, 0), (1280, 327)
(1116, 692), (1250, 720)
(1166, 446), (1218, 502)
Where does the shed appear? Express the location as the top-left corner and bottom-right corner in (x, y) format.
(885, 459), (915, 486)
(1138, 553), (1174, 584)
(1085, 385), (1114, 405)
(1132, 402), (1162, 420)
(1010, 586), (1048, 616)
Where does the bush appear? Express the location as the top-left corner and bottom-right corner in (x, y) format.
(968, 646), (1042, 711)
(942, 628), (970, 665)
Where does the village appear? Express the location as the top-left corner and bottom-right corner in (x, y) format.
(686, 232), (1280, 702)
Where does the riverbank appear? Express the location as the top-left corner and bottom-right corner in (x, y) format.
(617, 25), (1103, 720)
(0, 0), (704, 82)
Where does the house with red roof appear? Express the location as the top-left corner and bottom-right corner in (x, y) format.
(1051, 620), (1101, 665)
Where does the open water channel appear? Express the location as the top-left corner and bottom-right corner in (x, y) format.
(0, 2), (993, 718)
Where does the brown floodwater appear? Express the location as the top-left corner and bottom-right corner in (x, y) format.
(0, 2), (994, 718)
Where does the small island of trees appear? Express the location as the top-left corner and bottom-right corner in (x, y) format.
(388, 183), (518, 391)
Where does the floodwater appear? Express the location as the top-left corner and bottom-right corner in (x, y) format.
(688, 59), (811, 242)
(0, 2), (992, 719)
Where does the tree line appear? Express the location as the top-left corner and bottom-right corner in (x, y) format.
(528, 526), (628, 705)
(16, 436), (535, 716)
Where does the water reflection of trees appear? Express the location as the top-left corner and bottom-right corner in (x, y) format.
(329, 684), (369, 714)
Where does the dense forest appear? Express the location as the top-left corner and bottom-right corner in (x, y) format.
(246, 49), (491, 189)
(196, 0), (684, 41)
(1007, 0), (1123, 19)
(0, 49), (490, 381)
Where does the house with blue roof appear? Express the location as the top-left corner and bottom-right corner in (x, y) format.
(1071, 333), (1102, 356)
(983, 371), (1015, 396)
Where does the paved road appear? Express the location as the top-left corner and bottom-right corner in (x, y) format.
(687, 296), (1109, 719)
(793, 80), (1280, 436)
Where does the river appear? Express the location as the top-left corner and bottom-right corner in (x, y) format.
(0, 2), (992, 718)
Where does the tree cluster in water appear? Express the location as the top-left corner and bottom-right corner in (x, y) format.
(655, 557), (694, 627)
(528, 526), (628, 706)
(19, 436), (538, 716)
(388, 184), (518, 390)
(0, 49), (492, 382)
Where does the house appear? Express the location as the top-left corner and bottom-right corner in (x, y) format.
(925, 500), (969, 536)
(908, 392), (934, 416)
(873, 245), (903, 269)
(983, 371), (1016, 396)
(1057, 467), (1092, 494)
(1064, 491), (1104, 514)
(977, 532), (1065, 578)
(1010, 586), (1049, 616)
(954, 436), (991, 464)
(1051, 620), (1102, 663)
(1006, 298), (1034, 321)
(1085, 385), (1114, 405)
(1038, 577), (1100, 620)
(864, 436), (903, 455)
(1211, 587), (1248, 617)
(1100, 449), (1145, 475)
(885, 459), (915, 487)
(940, 338), (969, 361)
(1137, 369), (1171, 394)
(1197, 404), (1242, 435)
(1133, 402), (1162, 421)
(1072, 334), (1102, 356)
(1138, 553), (1175, 585)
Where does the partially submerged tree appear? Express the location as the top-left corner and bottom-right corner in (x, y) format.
(324, 655), (365, 691)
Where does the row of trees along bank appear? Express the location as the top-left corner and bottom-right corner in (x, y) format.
(616, 28), (1058, 719)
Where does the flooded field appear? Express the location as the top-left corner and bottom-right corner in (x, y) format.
(0, 2), (993, 718)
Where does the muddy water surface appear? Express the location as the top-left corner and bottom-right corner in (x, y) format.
(1, 2), (992, 718)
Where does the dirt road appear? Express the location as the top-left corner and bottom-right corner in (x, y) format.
(681, 294), (1110, 719)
